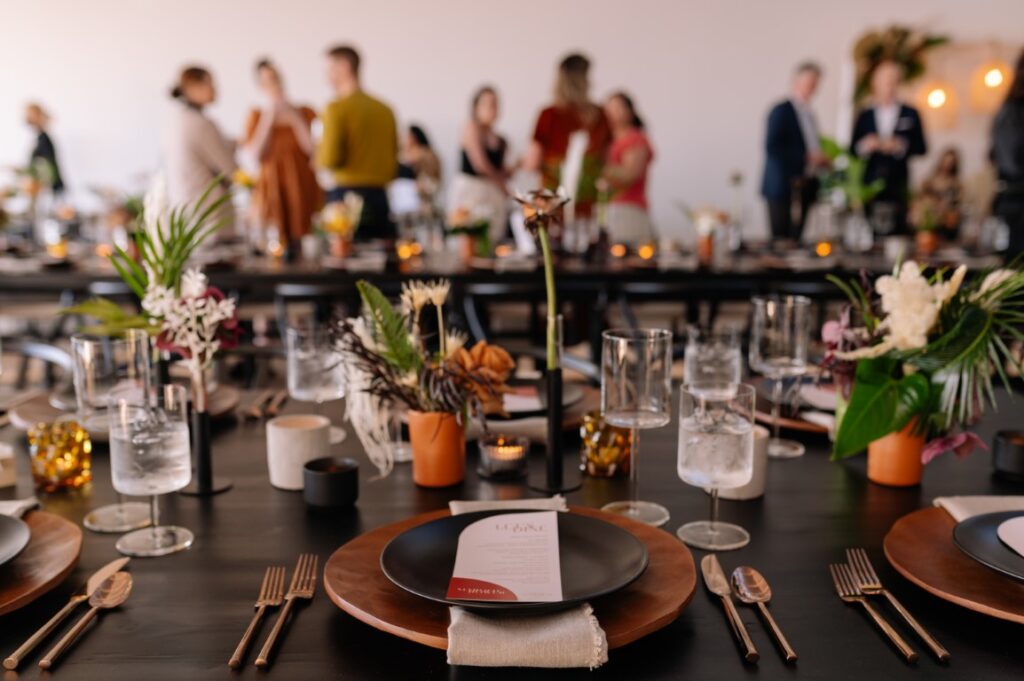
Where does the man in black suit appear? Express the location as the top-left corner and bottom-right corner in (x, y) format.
(851, 60), (927, 234)
(761, 62), (828, 243)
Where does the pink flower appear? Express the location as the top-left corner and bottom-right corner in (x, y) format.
(822, 320), (844, 346)
(921, 431), (988, 465)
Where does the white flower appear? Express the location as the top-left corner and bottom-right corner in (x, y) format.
(872, 262), (948, 351)
(424, 279), (450, 307)
(972, 269), (1015, 309)
(400, 280), (430, 316)
(694, 209), (723, 236)
(444, 330), (468, 357)
(180, 268), (208, 299)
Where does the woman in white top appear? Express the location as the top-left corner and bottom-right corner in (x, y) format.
(162, 66), (237, 234)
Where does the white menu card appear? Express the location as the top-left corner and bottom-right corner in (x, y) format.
(997, 515), (1024, 558)
(446, 511), (563, 602)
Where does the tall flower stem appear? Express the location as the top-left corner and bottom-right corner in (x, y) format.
(436, 303), (446, 357)
(538, 225), (557, 370)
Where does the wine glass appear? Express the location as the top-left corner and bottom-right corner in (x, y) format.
(684, 326), (741, 397)
(677, 382), (755, 550)
(600, 328), (673, 526)
(286, 323), (347, 444)
(71, 330), (151, 533)
(748, 295), (811, 459)
(108, 384), (193, 557)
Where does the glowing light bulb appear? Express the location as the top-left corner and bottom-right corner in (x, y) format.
(984, 68), (1004, 88)
(815, 241), (832, 258)
(926, 88), (947, 109)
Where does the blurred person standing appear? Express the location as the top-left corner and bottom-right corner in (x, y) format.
(244, 59), (322, 253)
(162, 65), (237, 233)
(600, 91), (654, 245)
(447, 86), (510, 242)
(317, 45), (398, 241)
(524, 53), (610, 219)
(991, 50), (1024, 254)
(851, 60), (927, 233)
(24, 102), (65, 193)
(760, 61), (827, 243)
(398, 124), (442, 205)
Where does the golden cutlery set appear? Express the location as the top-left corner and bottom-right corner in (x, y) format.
(230, 553), (319, 670)
(242, 389), (289, 420)
(704, 548), (948, 666)
(4, 557), (132, 671)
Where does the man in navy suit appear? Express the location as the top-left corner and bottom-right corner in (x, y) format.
(851, 60), (927, 233)
(761, 62), (828, 243)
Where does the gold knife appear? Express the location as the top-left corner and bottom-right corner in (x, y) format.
(243, 390), (274, 420)
(701, 554), (759, 663)
(264, 390), (289, 418)
(3, 556), (131, 670)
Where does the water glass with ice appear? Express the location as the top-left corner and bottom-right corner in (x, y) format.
(676, 382), (755, 551)
(683, 326), (741, 397)
(108, 384), (193, 557)
(286, 323), (347, 444)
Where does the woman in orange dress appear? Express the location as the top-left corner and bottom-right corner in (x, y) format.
(244, 59), (322, 255)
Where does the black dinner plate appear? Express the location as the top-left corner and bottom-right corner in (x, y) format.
(953, 511), (1024, 583)
(0, 514), (31, 568)
(380, 510), (648, 611)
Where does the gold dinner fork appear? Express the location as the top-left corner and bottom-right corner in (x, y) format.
(255, 553), (319, 668)
(228, 566), (286, 669)
(829, 563), (918, 663)
(847, 548), (950, 662)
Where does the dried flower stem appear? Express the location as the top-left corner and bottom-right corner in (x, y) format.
(538, 225), (557, 370)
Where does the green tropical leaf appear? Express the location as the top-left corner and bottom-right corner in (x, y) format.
(832, 357), (930, 459)
(356, 280), (422, 374)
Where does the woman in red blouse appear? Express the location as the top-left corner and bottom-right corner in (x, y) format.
(601, 91), (654, 245)
(524, 53), (609, 218)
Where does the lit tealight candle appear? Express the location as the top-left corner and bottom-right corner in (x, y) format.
(609, 243), (627, 258)
(815, 241), (832, 258)
(478, 435), (529, 479)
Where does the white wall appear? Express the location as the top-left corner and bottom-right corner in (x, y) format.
(1, 0), (1021, 240)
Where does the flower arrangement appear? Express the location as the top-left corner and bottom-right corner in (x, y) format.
(337, 279), (512, 478)
(852, 26), (949, 103)
(824, 261), (1024, 464)
(321, 192), (364, 239)
(819, 137), (885, 213)
(447, 207), (492, 258)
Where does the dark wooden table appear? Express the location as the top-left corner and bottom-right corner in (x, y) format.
(1, 391), (1023, 680)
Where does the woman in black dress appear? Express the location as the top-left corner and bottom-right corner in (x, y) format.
(24, 102), (64, 193)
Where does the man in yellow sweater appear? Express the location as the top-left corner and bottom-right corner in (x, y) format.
(319, 45), (398, 241)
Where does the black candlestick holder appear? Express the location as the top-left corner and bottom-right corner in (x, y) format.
(179, 410), (232, 496)
(529, 367), (581, 493)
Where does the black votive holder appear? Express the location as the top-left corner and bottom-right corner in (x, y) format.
(303, 457), (359, 508)
(993, 431), (1024, 482)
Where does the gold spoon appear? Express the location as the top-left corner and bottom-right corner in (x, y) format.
(39, 572), (133, 670)
(731, 566), (798, 663)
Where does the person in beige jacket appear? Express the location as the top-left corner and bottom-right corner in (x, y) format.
(162, 65), (237, 236)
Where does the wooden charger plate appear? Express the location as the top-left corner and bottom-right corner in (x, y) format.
(324, 506), (696, 650)
(884, 507), (1024, 624)
(0, 511), (83, 615)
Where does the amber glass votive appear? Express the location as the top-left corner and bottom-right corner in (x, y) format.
(580, 410), (632, 478)
(477, 435), (528, 479)
(28, 420), (92, 492)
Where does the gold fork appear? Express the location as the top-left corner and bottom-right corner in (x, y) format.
(829, 564), (918, 663)
(255, 554), (318, 668)
(847, 548), (950, 662)
(228, 566), (286, 669)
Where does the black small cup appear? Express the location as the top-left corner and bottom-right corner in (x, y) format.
(993, 431), (1024, 482)
(303, 457), (359, 508)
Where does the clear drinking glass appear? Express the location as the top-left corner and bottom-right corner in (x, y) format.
(108, 384), (193, 557)
(600, 328), (673, 526)
(286, 323), (347, 444)
(749, 295), (811, 459)
(684, 326), (741, 397)
(677, 382), (755, 550)
(72, 330), (152, 533)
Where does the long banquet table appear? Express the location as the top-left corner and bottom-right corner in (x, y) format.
(1, 390), (1023, 680)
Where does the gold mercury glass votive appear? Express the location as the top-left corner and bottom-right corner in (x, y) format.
(580, 410), (632, 478)
(28, 420), (92, 492)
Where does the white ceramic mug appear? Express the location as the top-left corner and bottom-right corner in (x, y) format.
(266, 414), (331, 490)
(717, 425), (769, 500)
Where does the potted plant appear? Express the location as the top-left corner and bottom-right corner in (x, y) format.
(321, 192), (363, 258)
(824, 261), (1024, 486)
(337, 279), (512, 487)
(820, 137), (885, 254)
(446, 207), (492, 262)
(910, 192), (941, 256)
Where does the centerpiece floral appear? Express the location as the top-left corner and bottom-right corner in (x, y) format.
(824, 261), (1024, 485)
(337, 279), (512, 486)
(321, 192), (363, 257)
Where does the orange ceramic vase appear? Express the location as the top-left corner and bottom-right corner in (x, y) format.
(407, 411), (466, 487)
(915, 230), (939, 256)
(697, 234), (714, 266)
(866, 421), (925, 487)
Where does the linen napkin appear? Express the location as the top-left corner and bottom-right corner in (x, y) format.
(0, 497), (39, 518)
(933, 496), (1024, 522)
(446, 496), (609, 669)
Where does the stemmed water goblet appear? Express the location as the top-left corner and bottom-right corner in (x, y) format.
(71, 330), (152, 533)
(108, 384), (193, 557)
(749, 295), (811, 459)
(286, 322), (347, 444)
(676, 382), (756, 550)
(683, 325), (742, 397)
(600, 328), (673, 527)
